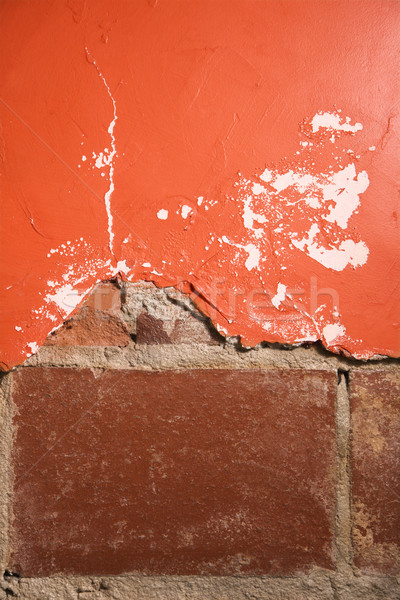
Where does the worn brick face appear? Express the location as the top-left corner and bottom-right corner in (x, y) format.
(45, 282), (130, 347)
(10, 368), (336, 577)
(351, 370), (400, 574)
(136, 312), (172, 344)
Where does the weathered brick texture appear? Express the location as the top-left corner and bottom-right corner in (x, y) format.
(45, 282), (130, 347)
(45, 282), (223, 348)
(126, 282), (223, 346)
(10, 368), (336, 577)
(351, 370), (400, 574)
(2, 282), (399, 599)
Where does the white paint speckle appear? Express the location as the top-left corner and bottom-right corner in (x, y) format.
(15, 326), (22, 332)
(157, 209), (168, 220)
(27, 341), (39, 355)
(181, 205), (192, 219)
(271, 283), (287, 309)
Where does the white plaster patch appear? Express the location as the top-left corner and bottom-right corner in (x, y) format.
(45, 283), (89, 315)
(221, 236), (260, 271)
(112, 260), (130, 275)
(251, 183), (265, 195)
(311, 111), (363, 134)
(322, 164), (369, 228)
(243, 194), (266, 238)
(243, 243), (260, 271)
(270, 170), (315, 194)
(256, 157), (370, 271)
(323, 323), (345, 344)
(292, 224), (369, 271)
(259, 168), (272, 183)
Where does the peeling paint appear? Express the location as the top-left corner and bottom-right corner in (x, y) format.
(311, 111), (363, 134)
(0, 0), (399, 369)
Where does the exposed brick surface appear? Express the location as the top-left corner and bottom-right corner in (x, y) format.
(169, 314), (223, 345)
(45, 283), (130, 347)
(10, 368), (336, 577)
(136, 312), (172, 344)
(351, 370), (400, 574)
(136, 311), (222, 345)
(129, 283), (223, 346)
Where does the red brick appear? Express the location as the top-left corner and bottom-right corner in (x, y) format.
(351, 370), (400, 574)
(136, 312), (171, 344)
(45, 282), (130, 347)
(136, 311), (222, 345)
(10, 368), (336, 577)
(170, 315), (223, 345)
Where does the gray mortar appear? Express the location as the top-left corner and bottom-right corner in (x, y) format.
(0, 374), (12, 576)
(0, 571), (399, 600)
(23, 342), (400, 372)
(1, 282), (399, 599)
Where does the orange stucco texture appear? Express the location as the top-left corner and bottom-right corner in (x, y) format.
(0, 0), (399, 369)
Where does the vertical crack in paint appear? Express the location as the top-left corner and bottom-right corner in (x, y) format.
(85, 47), (118, 255)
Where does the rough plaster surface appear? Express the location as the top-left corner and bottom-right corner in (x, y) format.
(1, 0), (400, 370)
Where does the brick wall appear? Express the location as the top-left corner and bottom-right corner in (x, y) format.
(0, 282), (399, 599)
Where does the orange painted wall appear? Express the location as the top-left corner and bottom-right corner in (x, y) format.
(0, 0), (399, 369)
